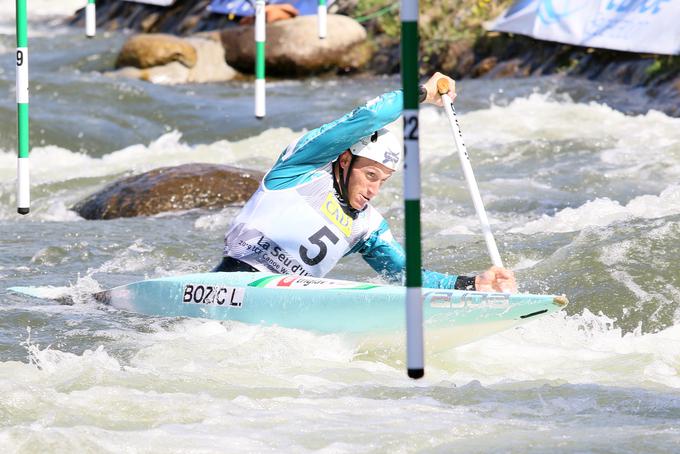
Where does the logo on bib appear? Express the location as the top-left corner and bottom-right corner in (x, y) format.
(321, 193), (353, 237)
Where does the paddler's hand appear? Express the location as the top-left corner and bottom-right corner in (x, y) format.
(422, 72), (456, 106)
(475, 266), (517, 293)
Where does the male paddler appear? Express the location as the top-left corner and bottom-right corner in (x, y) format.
(214, 72), (517, 293)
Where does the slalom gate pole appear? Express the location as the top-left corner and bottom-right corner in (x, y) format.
(317, 0), (327, 39)
(255, 0), (266, 119)
(437, 78), (503, 268)
(86, 0), (96, 38)
(16, 0), (29, 215)
(401, 0), (423, 379)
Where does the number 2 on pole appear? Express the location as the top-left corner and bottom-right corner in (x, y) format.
(405, 115), (418, 140)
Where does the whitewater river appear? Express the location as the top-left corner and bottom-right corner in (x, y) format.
(1, 4), (679, 452)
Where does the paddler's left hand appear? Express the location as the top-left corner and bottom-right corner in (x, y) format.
(475, 266), (517, 293)
(422, 71), (457, 107)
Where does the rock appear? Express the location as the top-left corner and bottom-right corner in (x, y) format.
(644, 76), (680, 117)
(337, 41), (374, 74)
(368, 34), (400, 75)
(471, 56), (497, 78)
(610, 59), (654, 86)
(140, 12), (160, 32)
(109, 36), (238, 84)
(115, 33), (198, 69)
(220, 14), (370, 76)
(487, 58), (530, 78)
(110, 62), (190, 85)
(178, 14), (203, 35)
(184, 37), (238, 82)
(439, 39), (475, 77)
(73, 163), (263, 220)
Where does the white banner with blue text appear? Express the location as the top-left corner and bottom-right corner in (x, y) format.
(490, 0), (680, 55)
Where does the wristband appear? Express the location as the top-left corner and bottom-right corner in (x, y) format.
(454, 275), (476, 291)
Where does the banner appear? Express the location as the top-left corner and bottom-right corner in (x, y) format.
(489, 0), (680, 55)
(208, 0), (334, 17)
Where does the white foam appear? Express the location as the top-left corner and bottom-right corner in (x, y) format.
(512, 185), (680, 234)
(89, 239), (203, 278)
(95, 239), (155, 274)
(433, 309), (680, 390)
(9, 274), (104, 304)
(122, 308), (680, 392)
(0, 129), (293, 221)
(8, 307), (680, 393)
(419, 95), (680, 193)
(0, 0), (84, 22)
(1, 91), (678, 233)
(194, 208), (239, 232)
(512, 198), (631, 234)
(41, 200), (84, 222)
(0, 304), (678, 453)
(0, 130), (291, 187)
(27, 343), (121, 375)
(512, 257), (542, 270)
(464, 93), (680, 146)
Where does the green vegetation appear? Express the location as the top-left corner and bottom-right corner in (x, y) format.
(351, 0), (514, 73)
(353, 0), (399, 36)
(354, 0), (512, 40)
(645, 55), (680, 81)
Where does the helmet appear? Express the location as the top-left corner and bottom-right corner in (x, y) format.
(349, 128), (401, 171)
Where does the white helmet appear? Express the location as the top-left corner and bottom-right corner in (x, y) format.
(349, 128), (401, 171)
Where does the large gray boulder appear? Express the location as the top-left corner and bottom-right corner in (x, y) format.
(73, 163), (262, 220)
(220, 14), (372, 76)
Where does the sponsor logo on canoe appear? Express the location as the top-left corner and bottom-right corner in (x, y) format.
(182, 284), (244, 307)
(276, 276), (300, 287)
(262, 275), (376, 290)
(425, 291), (510, 309)
(321, 193), (353, 237)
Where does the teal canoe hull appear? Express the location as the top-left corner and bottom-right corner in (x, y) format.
(9, 272), (568, 350)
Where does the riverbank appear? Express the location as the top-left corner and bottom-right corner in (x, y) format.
(70, 0), (680, 116)
(352, 0), (680, 117)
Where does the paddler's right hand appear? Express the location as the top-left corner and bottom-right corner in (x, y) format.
(422, 72), (457, 107)
(474, 266), (517, 294)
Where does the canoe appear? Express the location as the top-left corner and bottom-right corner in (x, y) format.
(9, 271), (568, 351)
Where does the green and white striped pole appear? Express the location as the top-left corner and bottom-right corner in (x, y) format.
(254, 0), (265, 119)
(16, 0), (29, 215)
(401, 0), (423, 379)
(317, 0), (327, 39)
(86, 0), (96, 38)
